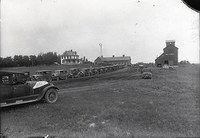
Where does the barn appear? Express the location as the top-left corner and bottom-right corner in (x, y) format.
(155, 40), (178, 67)
(94, 55), (131, 65)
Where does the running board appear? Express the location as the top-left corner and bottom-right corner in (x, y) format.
(0, 99), (38, 107)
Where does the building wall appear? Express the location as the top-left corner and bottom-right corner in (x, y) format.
(156, 54), (178, 66)
(155, 41), (178, 67)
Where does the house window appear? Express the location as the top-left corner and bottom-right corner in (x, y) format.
(164, 60), (168, 65)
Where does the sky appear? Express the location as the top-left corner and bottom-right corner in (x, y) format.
(1, 0), (199, 63)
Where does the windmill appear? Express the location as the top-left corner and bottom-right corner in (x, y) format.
(99, 43), (103, 57)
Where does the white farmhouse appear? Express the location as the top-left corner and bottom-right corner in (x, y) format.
(61, 50), (82, 65)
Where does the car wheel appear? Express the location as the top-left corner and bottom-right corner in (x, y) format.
(45, 88), (58, 104)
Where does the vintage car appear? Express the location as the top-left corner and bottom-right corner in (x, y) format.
(100, 66), (108, 73)
(79, 68), (92, 77)
(142, 72), (152, 79)
(112, 64), (120, 70)
(0, 71), (59, 107)
(91, 68), (99, 75)
(32, 70), (52, 82)
(52, 69), (69, 81)
(67, 68), (81, 78)
(105, 66), (114, 72)
(95, 67), (104, 74)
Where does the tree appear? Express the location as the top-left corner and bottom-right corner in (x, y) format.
(22, 55), (30, 66)
(36, 54), (43, 65)
(179, 60), (190, 65)
(29, 55), (37, 66)
(2, 57), (15, 67)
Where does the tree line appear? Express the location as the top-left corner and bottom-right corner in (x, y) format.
(0, 52), (60, 68)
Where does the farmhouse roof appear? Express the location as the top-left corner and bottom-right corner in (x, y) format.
(62, 50), (78, 56)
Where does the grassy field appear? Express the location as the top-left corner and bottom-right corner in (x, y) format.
(1, 64), (200, 138)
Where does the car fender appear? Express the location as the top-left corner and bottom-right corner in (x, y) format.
(38, 85), (59, 100)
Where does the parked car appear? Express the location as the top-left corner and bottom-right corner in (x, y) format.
(118, 64), (125, 69)
(100, 66), (108, 73)
(67, 68), (81, 78)
(32, 70), (52, 82)
(52, 69), (69, 81)
(91, 68), (99, 75)
(112, 64), (120, 70)
(0, 71), (59, 107)
(142, 72), (152, 79)
(95, 67), (104, 74)
(79, 68), (92, 77)
(105, 66), (114, 72)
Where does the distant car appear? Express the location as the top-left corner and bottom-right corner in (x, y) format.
(105, 66), (114, 72)
(118, 64), (125, 69)
(79, 68), (92, 77)
(100, 67), (108, 73)
(0, 71), (59, 107)
(95, 67), (104, 74)
(112, 65), (119, 70)
(142, 72), (152, 79)
(52, 69), (69, 81)
(67, 68), (81, 78)
(32, 70), (52, 82)
(91, 68), (99, 75)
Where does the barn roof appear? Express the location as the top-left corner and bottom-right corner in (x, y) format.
(96, 56), (131, 61)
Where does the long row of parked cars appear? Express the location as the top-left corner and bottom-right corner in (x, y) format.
(31, 64), (126, 82)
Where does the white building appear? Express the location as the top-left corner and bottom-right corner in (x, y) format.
(61, 50), (82, 65)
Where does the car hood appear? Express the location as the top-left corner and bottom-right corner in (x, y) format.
(26, 81), (49, 89)
(32, 74), (43, 77)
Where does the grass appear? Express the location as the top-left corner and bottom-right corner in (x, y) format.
(1, 64), (200, 138)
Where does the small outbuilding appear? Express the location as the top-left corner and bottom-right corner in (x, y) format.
(155, 40), (178, 67)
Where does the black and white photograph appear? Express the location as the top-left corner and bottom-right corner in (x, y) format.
(0, 0), (199, 137)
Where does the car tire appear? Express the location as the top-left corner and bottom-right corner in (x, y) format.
(45, 88), (58, 104)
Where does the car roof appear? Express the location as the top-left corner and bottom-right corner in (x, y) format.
(36, 70), (52, 72)
(55, 69), (67, 71)
(70, 68), (78, 70)
(82, 68), (89, 70)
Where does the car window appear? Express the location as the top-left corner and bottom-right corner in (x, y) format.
(46, 71), (51, 74)
(2, 76), (11, 85)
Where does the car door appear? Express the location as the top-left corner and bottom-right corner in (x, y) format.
(0, 75), (13, 102)
(12, 74), (33, 98)
(12, 83), (33, 98)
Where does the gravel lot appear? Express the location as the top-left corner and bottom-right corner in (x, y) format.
(1, 65), (200, 138)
